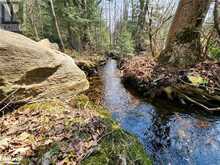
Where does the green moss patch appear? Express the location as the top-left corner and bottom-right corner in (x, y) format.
(176, 27), (200, 44)
(81, 129), (151, 165)
(74, 95), (151, 165)
(0, 95), (151, 164)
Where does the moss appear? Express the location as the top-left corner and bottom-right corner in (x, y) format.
(81, 129), (151, 165)
(187, 75), (208, 86)
(176, 27), (200, 44)
(74, 95), (151, 165)
(29, 101), (62, 110)
(209, 47), (220, 60)
(18, 99), (65, 113)
(21, 143), (65, 165)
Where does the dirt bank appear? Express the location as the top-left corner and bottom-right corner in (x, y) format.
(120, 56), (220, 112)
(72, 52), (107, 76)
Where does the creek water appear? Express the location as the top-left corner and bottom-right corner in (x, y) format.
(92, 59), (220, 165)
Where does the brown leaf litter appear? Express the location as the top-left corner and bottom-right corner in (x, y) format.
(0, 97), (107, 164)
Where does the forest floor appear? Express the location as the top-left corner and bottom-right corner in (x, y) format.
(0, 94), (151, 164)
(120, 56), (220, 111)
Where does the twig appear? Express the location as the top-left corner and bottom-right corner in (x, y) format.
(0, 88), (20, 104)
(78, 130), (115, 163)
(0, 96), (16, 112)
(179, 92), (220, 111)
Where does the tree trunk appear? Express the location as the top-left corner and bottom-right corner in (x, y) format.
(49, 0), (65, 52)
(32, 18), (40, 40)
(108, 0), (112, 48)
(159, 0), (211, 68)
(135, 0), (149, 52)
(131, 0), (135, 22)
(214, 0), (220, 38)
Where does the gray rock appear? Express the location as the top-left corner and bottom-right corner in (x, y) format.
(0, 30), (89, 102)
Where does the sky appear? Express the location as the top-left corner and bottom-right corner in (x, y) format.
(101, 0), (179, 30)
(101, 0), (215, 31)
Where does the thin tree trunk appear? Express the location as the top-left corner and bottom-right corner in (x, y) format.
(146, 6), (154, 56)
(148, 17), (154, 56)
(29, 0), (40, 40)
(113, 0), (116, 46)
(49, 0), (65, 52)
(159, 0), (211, 68)
(214, 0), (220, 38)
(123, 0), (129, 22)
(108, 0), (112, 48)
(22, 0), (27, 33)
(32, 17), (39, 40)
(131, 0), (135, 22)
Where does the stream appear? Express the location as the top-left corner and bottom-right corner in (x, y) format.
(91, 59), (220, 165)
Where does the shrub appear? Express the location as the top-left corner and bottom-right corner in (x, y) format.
(116, 27), (135, 57)
(209, 47), (220, 60)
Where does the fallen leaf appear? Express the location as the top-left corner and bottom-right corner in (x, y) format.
(12, 147), (32, 157)
(18, 132), (31, 141)
(0, 138), (10, 151)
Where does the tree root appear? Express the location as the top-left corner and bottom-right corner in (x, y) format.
(176, 91), (220, 111)
(165, 84), (220, 112)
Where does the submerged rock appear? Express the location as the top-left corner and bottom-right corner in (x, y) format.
(0, 30), (89, 102)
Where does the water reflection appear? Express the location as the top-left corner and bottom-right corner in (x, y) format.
(100, 59), (220, 165)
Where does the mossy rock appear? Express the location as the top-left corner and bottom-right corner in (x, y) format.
(75, 95), (151, 165)
(81, 129), (151, 165)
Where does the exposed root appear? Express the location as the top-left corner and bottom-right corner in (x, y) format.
(178, 92), (220, 111)
(121, 56), (220, 112)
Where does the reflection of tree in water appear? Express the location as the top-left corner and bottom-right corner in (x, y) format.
(144, 108), (220, 165)
(144, 110), (173, 162)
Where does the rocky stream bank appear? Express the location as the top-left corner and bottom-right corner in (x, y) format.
(0, 30), (151, 165)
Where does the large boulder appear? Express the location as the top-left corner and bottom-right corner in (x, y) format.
(0, 30), (89, 102)
(37, 39), (59, 50)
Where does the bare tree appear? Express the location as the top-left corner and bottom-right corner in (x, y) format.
(49, 0), (65, 52)
(27, 0), (40, 40)
(145, 0), (175, 56)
